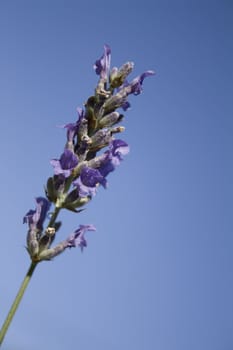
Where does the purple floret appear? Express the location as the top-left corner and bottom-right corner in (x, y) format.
(94, 44), (111, 80)
(128, 70), (155, 95)
(50, 149), (78, 178)
(66, 224), (96, 251)
(23, 197), (51, 231)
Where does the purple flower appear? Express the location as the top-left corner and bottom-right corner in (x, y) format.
(74, 178), (98, 198)
(23, 197), (51, 231)
(94, 44), (111, 80)
(78, 139), (129, 194)
(127, 70), (155, 95)
(50, 149), (78, 178)
(99, 139), (129, 178)
(73, 167), (106, 198)
(111, 139), (130, 158)
(63, 122), (79, 144)
(121, 100), (131, 111)
(66, 224), (96, 251)
(63, 108), (85, 150)
(80, 167), (105, 187)
(63, 123), (78, 151)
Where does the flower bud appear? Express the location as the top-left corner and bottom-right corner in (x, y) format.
(89, 129), (112, 151)
(98, 111), (123, 128)
(26, 229), (39, 259)
(62, 189), (90, 212)
(109, 67), (118, 83)
(37, 242), (67, 261)
(45, 177), (57, 203)
(102, 91), (128, 113)
(38, 227), (56, 252)
(110, 62), (134, 88)
(110, 126), (125, 135)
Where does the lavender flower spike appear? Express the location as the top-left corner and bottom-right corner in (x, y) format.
(50, 149), (78, 178)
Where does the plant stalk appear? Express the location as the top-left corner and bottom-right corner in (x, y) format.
(0, 262), (37, 346)
(0, 206), (61, 346)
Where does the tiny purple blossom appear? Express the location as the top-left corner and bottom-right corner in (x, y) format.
(63, 122), (79, 143)
(66, 224), (96, 251)
(23, 197), (51, 230)
(80, 167), (105, 187)
(111, 139), (130, 158)
(98, 139), (129, 178)
(121, 100), (131, 111)
(73, 166), (106, 198)
(74, 178), (98, 198)
(63, 108), (85, 146)
(128, 70), (155, 95)
(94, 44), (111, 80)
(50, 149), (78, 178)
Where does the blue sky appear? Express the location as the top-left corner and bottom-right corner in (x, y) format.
(0, 1), (233, 349)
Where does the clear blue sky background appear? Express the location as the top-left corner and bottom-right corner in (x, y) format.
(0, 1), (232, 349)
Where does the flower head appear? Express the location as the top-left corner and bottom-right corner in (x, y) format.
(25, 45), (154, 265)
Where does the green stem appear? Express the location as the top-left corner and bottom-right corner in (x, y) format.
(0, 206), (61, 346)
(48, 206), (60, 227)
(0, 262), (37, 346)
